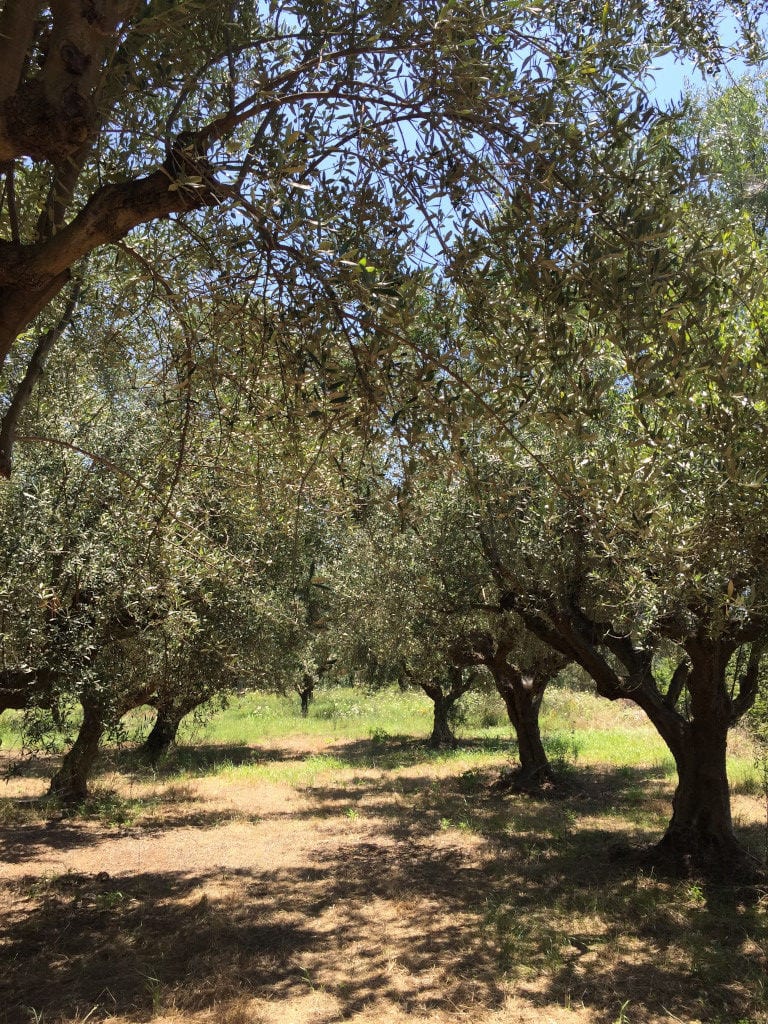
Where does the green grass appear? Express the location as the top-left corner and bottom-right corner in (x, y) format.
(120, 684), (766, 798)
(174, 687), (436, 745)
(0, 708), (24, 749)
(2, 683), (765, 796)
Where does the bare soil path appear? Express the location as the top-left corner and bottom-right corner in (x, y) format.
(1, 738), (766, 1024)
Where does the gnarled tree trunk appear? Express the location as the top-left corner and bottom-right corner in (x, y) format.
(49, 700), (104, 802)
(140, 704), (184, 765)
(655, 720), (742, 873)
(644, 643), (759, 878)
(493, 665), (553, 788)
(50, 682), (157, 801)
(298, 676), (314, 718)
(493, 563), (765, 878)
(427, 689), (457, 748)
(421, 667), (472, 749)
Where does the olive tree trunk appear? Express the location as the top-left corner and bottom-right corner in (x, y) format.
(421, 668), (472, 749)
(493, 665), (553, 787)
(140, 704), (184, 764)
(426, 689), (458, 748)
(49, 700), (104, 802)
(298, 676), (314, 718)
(637, 642), (760, 879)
(50, 683), (157, 801)
(656, 719), (739, 870)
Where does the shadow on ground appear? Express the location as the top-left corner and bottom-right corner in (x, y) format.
(1, 748), (767, 1023)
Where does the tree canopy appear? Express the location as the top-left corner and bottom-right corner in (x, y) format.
(2, 1), (768, 877)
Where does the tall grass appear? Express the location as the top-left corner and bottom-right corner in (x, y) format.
(0, 683), (761, 790)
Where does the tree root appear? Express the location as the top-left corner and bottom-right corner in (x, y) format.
(490, 763), (556, 795)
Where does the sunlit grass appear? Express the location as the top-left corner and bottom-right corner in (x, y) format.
(2, 683), (765, 795)
(173, 687), (436, 746)
(0, 708), (24, 749)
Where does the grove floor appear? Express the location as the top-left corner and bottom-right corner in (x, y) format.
(1, 733), (766, 1024)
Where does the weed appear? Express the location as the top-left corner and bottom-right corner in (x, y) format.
(438, 815), (473, 833)
(71, 788), (157, 827)
(544, 730), (582, 767)
(93, 890), (126, 911)
(614, 999), (632, 1024)
(685, 882), (705, 906)
(142, 971), (163, 1014)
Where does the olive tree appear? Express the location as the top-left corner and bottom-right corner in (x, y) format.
(0, 267), (344, 798)
(0, 0), (761, 478)
(459, 209), (768, 875)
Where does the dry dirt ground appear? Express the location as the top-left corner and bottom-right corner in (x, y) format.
(1, 737), (766, 1024)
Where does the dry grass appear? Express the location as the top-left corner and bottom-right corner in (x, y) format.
(1, 731), (767, 1024)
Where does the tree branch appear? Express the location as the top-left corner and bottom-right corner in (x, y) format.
(731, 640), (766, 723)
(0, 278), (82, 477)
(664, 656), (690, 710)
(0, 1), (41, 105)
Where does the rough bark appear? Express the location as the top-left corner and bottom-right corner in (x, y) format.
(49, 699), (104, 802)
(493, 665), (553, 788)
(421, 667), (471, 749)
(140, 704), (184, 765)
(49, 677), (156, 800)
(428, 691), (457, 748)
(0, 0), (127, 164)
(299, 683), (314, 718)
(645, 643), (761, 879)
(0, 2), (41, 108)
(652, 718), (745, 876)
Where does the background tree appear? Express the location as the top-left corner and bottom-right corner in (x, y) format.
(454, 624), (567, 789)
(455, 194), (768, 873)
(0, 254), (359, 797)
(335, 462), (567, 768)
(335, 489), (483, 748)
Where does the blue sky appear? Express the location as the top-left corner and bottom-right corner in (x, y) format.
(647, 52), (759, 105)
(646, 13), (767, 105)
(646, 54), (706, 104)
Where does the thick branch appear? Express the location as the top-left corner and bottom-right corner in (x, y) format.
(0, 270), (71, 370)
(731, 640), (766, 722)
(664, 657), (690, 710)
(36, 141), (94, 240)
(0, 0), (125, 163)
(0, 279), (81, 477)
(0, 164), (221, 367)
(0, 666), (57, 712)
(0, 2), (41, 105)
(32, 166), (221, 280)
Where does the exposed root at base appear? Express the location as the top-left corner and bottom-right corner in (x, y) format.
(632, 836), (766, 884)
(489, 764), (557, 796)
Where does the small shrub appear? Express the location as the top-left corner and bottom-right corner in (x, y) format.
(543, 731), (582, 768)
(369, 727), (391, 744)
(458, 691), (506, 730)
(312, 697), (365, 720)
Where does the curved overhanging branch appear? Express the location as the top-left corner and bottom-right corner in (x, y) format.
(0, 160), (223, 367)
